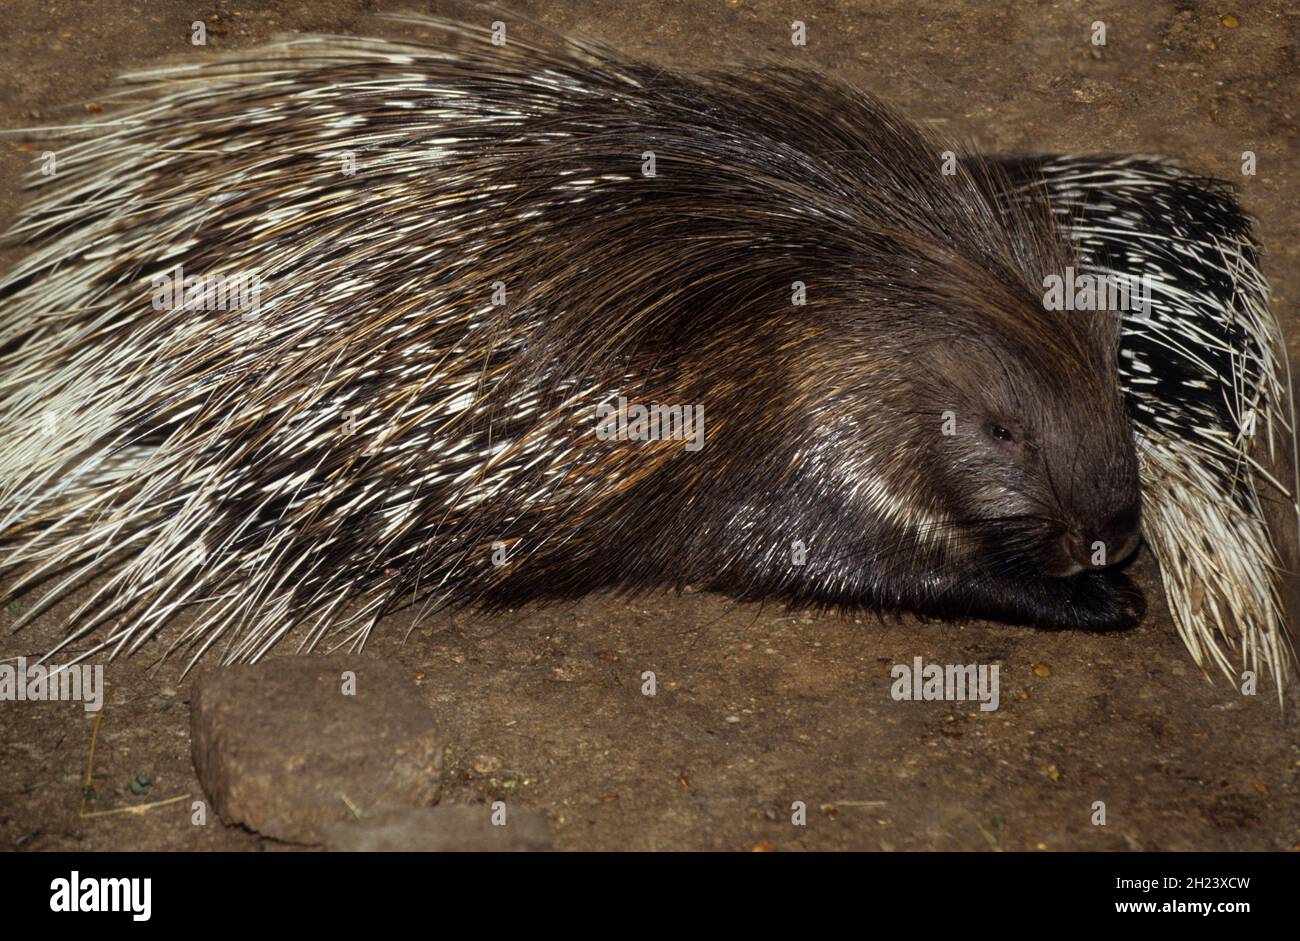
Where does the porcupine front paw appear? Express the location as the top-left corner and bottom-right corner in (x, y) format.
(917, 567), (1145, 631)
(1043, 570), (1146, 632)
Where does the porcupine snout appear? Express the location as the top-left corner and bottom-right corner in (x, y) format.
(1051, 500), (1143, 577)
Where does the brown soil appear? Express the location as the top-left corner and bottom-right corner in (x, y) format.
(0, 0), (1297, 852)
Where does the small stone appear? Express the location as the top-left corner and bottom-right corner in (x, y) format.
(128, 772), (152, 796)
(191, 656), (444, 844)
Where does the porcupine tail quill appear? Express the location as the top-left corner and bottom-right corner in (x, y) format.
(995, 154), (1299, 698)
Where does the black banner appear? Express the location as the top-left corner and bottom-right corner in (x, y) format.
(4, 851), (1291, 926)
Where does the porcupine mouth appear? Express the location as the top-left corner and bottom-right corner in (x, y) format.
(1043, 522), (1142, 578)
(967, 510), (1142, 580)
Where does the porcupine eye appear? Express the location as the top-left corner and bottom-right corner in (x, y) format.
(984, 421), (1036, 463)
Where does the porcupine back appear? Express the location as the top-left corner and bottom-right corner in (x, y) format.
(0, 19), (1114, 668)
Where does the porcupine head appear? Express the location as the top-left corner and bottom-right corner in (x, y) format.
(686, 229), (1147, 630)
(746, 211), (1146, 629)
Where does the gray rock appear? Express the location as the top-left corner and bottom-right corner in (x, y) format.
(191, 656), (444, 844)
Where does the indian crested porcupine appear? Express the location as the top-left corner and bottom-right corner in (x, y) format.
(0, 18), (1293, 685)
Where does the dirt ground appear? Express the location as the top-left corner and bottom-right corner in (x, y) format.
(1, 0), (1297, 852)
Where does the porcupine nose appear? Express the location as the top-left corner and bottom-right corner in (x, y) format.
(1059, 502), (1142, 574)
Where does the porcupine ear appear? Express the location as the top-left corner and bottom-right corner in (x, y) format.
(989, 154), (1299, 699)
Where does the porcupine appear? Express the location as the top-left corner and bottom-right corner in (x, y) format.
(0, 18), (1292, 686)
